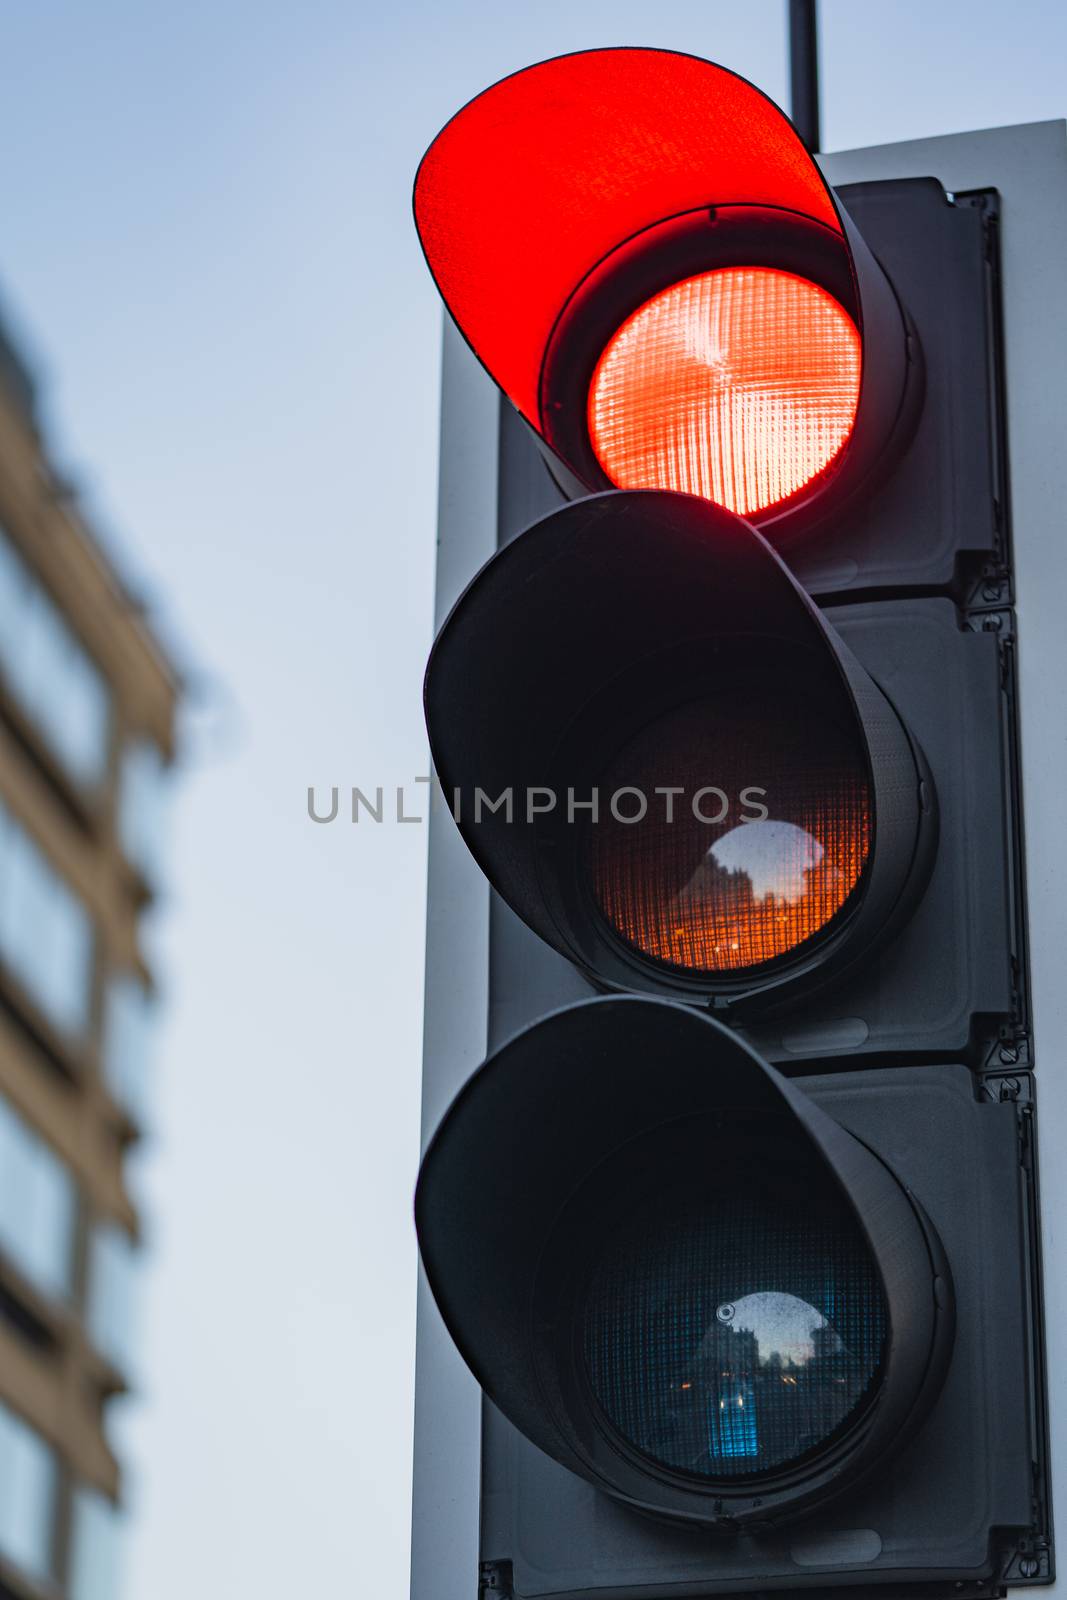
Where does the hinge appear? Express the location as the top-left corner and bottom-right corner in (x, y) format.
(953, 185), (1002, 256)
(978, 1039), (1035, 1107)
(962, 606), (1015, 641)
(1018, 1102), (1035, 1172)
(979, 1026), (1032, 1078)
(961, 562), (1013, 615)
(479, 1559), (514, 1599)
(997, 1530), (1052, 1585)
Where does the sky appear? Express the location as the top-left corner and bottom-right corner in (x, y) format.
(1, 2), (1066, 1596)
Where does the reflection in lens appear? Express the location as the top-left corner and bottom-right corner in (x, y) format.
(588, 690), (871, 972)
(710, 820), (823, 903)
(582, 1118), (887, 1480)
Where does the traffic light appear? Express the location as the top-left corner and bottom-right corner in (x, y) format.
(411, 48), (1051, 1600)
(417, 994), (957, 1528)
(422, 489), (937, 1012)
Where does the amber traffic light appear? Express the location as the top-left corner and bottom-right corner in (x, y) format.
(424, 490), (933, 1010)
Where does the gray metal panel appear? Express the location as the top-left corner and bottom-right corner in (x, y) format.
(489, 406), (597, 1053)
(410, 319), (499, 1600)
(741, 597), (1016, 1062)
(821, 123), (1067, 1593)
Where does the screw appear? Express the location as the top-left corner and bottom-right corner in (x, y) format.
(999, 1044), (1019, 1065)
(983, 614), (1003, 632)
(1020, 1557), (1040, 1578)
(999, 1077), (1020, 1101)
(983, 583), (1001, 601)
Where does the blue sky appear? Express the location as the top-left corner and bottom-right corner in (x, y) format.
(1, 2), (1065, 1595)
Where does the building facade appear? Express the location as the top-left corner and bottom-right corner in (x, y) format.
(0, 313), (178, 1599)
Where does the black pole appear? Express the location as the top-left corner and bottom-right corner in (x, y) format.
(788, 0), (821, 153)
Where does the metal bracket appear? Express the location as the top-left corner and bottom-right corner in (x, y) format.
(997, 1530), (1053, 1585)
(479, 1559), (514, 1599)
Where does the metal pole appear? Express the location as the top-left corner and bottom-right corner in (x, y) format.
(788, 0), (821, 153)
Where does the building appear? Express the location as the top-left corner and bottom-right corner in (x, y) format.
(0, 308), (179, 1599)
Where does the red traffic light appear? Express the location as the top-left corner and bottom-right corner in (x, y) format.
(414, 47), (914, 539)
(415, 48), (840, 429)
(587, 266), (861, 515)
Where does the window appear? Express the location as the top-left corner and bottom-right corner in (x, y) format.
(0, 1399), (56, 1585)
(0, 795), (94, 1036)
(87, 1222), (138, 1374)
(0, 522), (110, 789)
(0, 1093), (76, 1301)
(118, 738), (169, 882)
(69, 1486), (124, 1600)
(103, 974), (156, 1125)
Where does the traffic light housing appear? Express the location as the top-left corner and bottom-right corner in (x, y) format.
(413, 48), (1003, 602)
(417, 996), (956, 1528)
(413, 48), (916, 544)
(425, 489), (937, 1012)
(411, 47), (1052, 1600)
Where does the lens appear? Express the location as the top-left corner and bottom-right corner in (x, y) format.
(588, 267), (861, 516)
(587, 686), (871, 973)
(582, 1117), (887, 1481)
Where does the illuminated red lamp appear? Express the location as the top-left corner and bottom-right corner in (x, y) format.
(588, 266), (862, 516)
(414, 48), (916, 542)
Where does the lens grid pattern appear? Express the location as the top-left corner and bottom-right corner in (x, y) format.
(588, 267), (861, 515)
(588, 696), (872, 973)
(583, 1160), (887, 1481)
